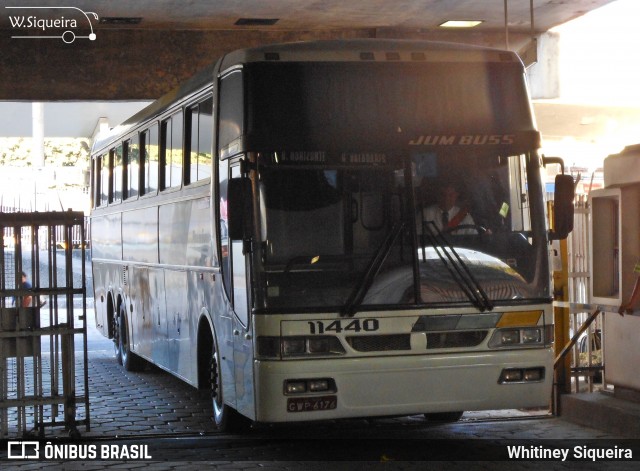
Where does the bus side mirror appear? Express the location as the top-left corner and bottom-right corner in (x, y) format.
(549, 173), (575, 240)
(227, 177), (251, 241)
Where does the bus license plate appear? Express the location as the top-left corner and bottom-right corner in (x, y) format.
(287, 396), (337, 413)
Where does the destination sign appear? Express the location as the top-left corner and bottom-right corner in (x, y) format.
(275, 151), (389, 166)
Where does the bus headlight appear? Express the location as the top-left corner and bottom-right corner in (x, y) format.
(488, 326), (546, 348)
(521, 328), (542, 344)
(258, 336), (346, 359)
(498, 329), (520, 346)
(282, 338), (306, 355)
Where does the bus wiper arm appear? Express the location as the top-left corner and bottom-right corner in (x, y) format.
(422, 221), (493, 312)
(341, 221), (405, 318)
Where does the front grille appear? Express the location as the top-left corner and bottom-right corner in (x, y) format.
(347, 334), (411, 352)
(426, 330), (488, 349)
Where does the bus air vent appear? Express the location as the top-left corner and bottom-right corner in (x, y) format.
(426, 331), (488, 349)
(346, 334), (411, 352)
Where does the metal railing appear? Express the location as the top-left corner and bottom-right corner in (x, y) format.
(0, 210), (90, 438)
(1, 205), (90, 252)
(557, 194), (605, 393)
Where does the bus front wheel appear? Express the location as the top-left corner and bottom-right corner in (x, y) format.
(210, 343), (250, 432)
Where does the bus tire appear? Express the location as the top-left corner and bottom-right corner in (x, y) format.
(113, 304), (123, 366)
(424, 411), (464, 423)
(118, 304), (145, 372)
(210, 342), (250, 432)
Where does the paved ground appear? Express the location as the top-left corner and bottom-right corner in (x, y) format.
(1, 306), (638, 470)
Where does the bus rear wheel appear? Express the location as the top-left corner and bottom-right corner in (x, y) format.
(210, 343), (250, 432)
(113, 307), (123, 365)
(118, 305), (145, 371)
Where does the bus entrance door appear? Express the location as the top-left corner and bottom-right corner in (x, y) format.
(230, 162), (255, 418)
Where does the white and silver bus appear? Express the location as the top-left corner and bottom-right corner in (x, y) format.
(90, 39), (574, 431)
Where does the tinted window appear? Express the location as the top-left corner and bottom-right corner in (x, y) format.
(245, 61), (532, 152)
(161, 112), (183, 189)
(141, 125), (159, 195)
(100, 153), (109, 206)
(127, 138), (140, 199)
(93, 157), (101, 207)
(188, 98), (213, 183)
(218, 70), (243, 158)
(112, 145), (123, 203)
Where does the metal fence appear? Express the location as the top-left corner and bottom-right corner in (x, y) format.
(1, 205), (90, 251)
(566, 194), (604, 392)
(0, 211), (89, 438)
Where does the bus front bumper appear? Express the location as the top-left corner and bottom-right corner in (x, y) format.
(253, 348), (553, 423)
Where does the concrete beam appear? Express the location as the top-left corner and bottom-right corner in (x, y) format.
(1, 28), (539, 101)
(0, 29), (377, 101)
(527, 32), (560, 100)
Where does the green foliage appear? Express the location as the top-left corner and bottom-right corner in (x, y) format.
(0, 137), (90, 168)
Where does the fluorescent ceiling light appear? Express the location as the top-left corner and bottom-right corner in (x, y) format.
(99, 17), (142, 25)
(439, 20), (483, 28)
(235, 18), (279, 26)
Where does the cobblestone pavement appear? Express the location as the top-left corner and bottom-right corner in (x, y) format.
(84, 351), (213, 437)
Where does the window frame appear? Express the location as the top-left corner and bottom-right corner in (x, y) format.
(125, 136), (141, 201)
(140, 123), (159, 197)
(217, 68), (244, 161)
(160, 111), (184, 191)
(186, 95), (214, 185)
(111, 144), (123, 204)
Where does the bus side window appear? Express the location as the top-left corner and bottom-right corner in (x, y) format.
(186, 105), (196, 186)
(186, 100), (213, 185)
(161, 112), (184, 190)
(94, 156), (101, 207)
(127, 138), (140, 199)
(112, 144), (123, 203)
(197, 98), (213, 181)
(218, 70), (243, 159)
(141, 124), (159, 195)
(103, 151), (112, 205)
(122, 140), (129, 200)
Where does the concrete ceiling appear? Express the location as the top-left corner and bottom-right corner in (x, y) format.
(0, 0), (620, 139)
(1, 0), (617, 33)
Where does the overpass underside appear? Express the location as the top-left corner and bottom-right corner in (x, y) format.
(1, 28), (534, 101)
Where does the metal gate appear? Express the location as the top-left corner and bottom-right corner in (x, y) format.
(0, 211), (89, 438)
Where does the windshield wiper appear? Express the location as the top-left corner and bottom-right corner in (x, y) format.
(421, 221), (493, 312)
(340, 221), (405, 317)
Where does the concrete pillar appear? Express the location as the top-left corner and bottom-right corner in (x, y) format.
(527, 32), (560, 100)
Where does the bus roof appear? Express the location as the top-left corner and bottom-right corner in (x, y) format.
(92, 64), (215, 154)
(219, 39), (523, 73)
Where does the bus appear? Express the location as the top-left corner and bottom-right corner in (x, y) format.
(90, 39), (574, 431)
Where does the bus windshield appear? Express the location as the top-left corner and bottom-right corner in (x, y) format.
(252, 150), (549, 312)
